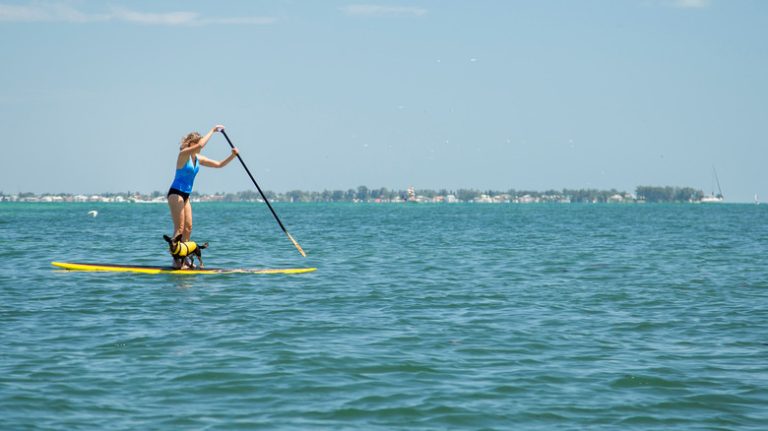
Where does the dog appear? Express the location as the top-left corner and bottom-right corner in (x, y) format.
(163, 234), (208, 269)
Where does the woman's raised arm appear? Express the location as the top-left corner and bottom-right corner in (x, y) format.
(179, 125), (224, 158)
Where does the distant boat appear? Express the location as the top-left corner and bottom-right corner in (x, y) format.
(700, 166), (724, 203)
(756, 193), (760, 205)
(700, 195), (723, 203)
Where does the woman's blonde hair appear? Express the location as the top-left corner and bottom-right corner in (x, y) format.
(180, 132), (202, 149)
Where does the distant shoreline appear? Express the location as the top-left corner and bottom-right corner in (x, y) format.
(1, 186), (727, 204)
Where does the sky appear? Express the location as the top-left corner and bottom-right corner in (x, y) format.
(0, 0), (766, 202)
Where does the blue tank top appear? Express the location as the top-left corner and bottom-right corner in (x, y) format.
(170, 157), (200, 194)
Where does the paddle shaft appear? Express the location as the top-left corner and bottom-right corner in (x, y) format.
(220, 130), (306, 256)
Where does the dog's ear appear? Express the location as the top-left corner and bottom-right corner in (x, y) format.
(173, 233), (183, 242)
(163, 234), (171, 243)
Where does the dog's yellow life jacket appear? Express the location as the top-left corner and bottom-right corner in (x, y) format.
(171, 241), (198, 257)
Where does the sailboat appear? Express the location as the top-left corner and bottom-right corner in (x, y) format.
(700, 166), (724, 203)
(755, 193), (760, 206)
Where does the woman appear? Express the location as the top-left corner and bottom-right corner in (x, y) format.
(167, 125), (238, 268)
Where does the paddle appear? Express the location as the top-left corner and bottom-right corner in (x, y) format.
(220, 130), (307, 257)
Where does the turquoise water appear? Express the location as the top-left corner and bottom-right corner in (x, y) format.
(1, 202), (767, 430)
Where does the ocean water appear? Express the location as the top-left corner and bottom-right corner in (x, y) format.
(1, 202), (766, 430)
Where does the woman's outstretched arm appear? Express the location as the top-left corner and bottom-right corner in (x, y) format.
(198, 147), (239, 168)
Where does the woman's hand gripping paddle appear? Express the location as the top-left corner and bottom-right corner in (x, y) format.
(220, 130), (307, 257)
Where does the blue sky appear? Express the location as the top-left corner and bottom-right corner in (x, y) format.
(1, 0), (765, 201)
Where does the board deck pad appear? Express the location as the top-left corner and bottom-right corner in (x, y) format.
(51, 262), (316, 275)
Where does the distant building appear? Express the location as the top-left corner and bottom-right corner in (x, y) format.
(407, 186), (416, 202)
(474, 194), (494, 203)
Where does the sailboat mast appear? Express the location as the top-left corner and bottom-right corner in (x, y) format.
(712, 166), (723, 198)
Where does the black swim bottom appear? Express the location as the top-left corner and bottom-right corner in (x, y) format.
(167, 188), (190, 202)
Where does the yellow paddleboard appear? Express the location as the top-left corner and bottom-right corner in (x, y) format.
(51, 262), (316, 275)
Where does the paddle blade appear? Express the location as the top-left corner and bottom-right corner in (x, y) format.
(286, 232), (307, 257)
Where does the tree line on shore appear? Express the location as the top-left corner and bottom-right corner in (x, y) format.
(183, 185), (706, 203)
(2, 186), (706, 203)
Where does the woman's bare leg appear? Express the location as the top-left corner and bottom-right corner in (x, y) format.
(167, 195), (187, 269)
(182, 200), (193, 242)
(168, 195), (186, 237)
